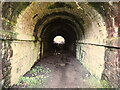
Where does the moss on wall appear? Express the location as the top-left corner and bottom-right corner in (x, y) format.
(2, 41), (13, 88)
(48, 2), (75, 9)
(88, 2), (113, 18)
(0, 30), (18, 39)
(88, 2), (105, 14)
(2, 2), (31, 30)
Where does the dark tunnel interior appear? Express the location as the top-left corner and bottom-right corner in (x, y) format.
(40, 17), (80, 57)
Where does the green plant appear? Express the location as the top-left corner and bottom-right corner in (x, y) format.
(100, 80), (110, 88)
(85, 75), (103, 88)
(29, 66), (51, 76)
(15, 66), (51, 88)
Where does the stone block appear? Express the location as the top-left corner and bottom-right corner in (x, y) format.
(76, 43), (105, 79)
(10, 41), (40, 85)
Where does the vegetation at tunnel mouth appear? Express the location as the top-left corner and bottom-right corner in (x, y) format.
(13, 66), (51, 88)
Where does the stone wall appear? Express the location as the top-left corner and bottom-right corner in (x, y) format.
(76, 44), (105, 79)
(76, 2), (120, 88)
(2, 41), (12, 88)
(76, 4), (107, 79)
(10, 41), (40, 85)
(1, 2), (41, 87)
(102, 48), (119, 87)
(1, 40), (40, 87)
(0, 1), (3, 89)
(76, 41), (120, 88)
(102, 3), (120, 88)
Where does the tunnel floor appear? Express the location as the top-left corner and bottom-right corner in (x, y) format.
(12, 51), (103, 88)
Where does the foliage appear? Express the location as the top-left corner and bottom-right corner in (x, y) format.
(2, 2), (31, 24)
(85, 75), (110, 88)
(100, 80), (110, 88)
(1, 30), (18, 39)
(15, 66), (51, 88)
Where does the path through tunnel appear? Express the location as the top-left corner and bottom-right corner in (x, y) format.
(34, 12), (83, 58)
(1, 2), (120, 88)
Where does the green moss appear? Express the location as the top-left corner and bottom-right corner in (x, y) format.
(100, 80), (110, 88)
(48, 2), (75, 9)
(9, 32), (17, 38)
(85, 75), (110, 88)
(12, 2), (31, 23)
(15, 66), (51, 88)
(0, 30), (18, 39)
(89, 3), (104, 12)
(2, 2), (31, 25)
(88, 2), (107, 16)
(88, 2), (113, 18)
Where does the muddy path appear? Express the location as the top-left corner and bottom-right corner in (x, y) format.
(35, 51), (92, 88)
(12, 50), (103, 88)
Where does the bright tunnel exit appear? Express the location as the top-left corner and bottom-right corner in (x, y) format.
(53, 36), (65, 44)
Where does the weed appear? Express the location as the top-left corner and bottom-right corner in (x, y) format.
(15, 66), (51, 88)
(100, 80), (110, 88)
(85, 75), (110, 88)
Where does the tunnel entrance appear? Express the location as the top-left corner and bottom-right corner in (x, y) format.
(39, 16), (81, 58)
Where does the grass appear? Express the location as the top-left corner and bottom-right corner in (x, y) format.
(100, 80), (110, 88)
(15, 66), (51, 88)
(85, 75), (110, 88)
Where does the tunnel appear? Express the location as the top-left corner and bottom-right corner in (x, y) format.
(1, 2), (120, 88)
(36, 13), (82, 56)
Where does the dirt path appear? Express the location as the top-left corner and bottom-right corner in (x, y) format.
(35, 51), (92, 88)
(13, 50), (103, 88)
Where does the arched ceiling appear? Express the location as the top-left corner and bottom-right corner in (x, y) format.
(2, 2), (111, 45)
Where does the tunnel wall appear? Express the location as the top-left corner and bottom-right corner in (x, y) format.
(76, 2), (120, 88)
(1, 41), (40, 87)
(101, 3), (120, 87)
(0, 2), (2, 89)
(1, 2), (41, 87)
(76, 44), (105, 79)
(10, 41), (40, 85)
(76, 10), (106, 79)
